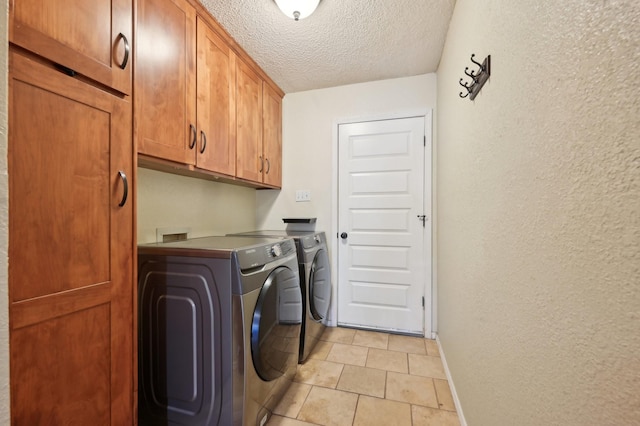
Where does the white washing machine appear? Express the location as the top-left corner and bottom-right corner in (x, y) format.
(229, 230), (332, 363)
(138, 236), (302, 426)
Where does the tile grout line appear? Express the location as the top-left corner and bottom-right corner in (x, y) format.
(431, 377), (441, 410)
(351, 394), (360, 426)
(287, 331), (456, 425)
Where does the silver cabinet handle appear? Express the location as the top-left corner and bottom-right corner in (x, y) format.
(259, 156), (264, 172)
(118, 171), (128, 207)
(265, 158), (271, 174)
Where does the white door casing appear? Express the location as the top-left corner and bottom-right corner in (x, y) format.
(337, 116), (429, 335)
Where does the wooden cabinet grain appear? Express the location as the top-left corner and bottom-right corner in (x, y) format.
(135, 0), (283, 188)
(8, 50), (134, 424)
(9, 0), (132, 94)
(236, 72), (283, 188)
(235, 57), (264, 183)
(135, 0), (237, 177)
(196, 17), (237, 176)
(262, 83), (283, 187)
(135, 0), (196, 165)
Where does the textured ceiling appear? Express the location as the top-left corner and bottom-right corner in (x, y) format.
(199, 0), (456, 93)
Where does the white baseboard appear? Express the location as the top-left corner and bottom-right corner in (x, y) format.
(435, 334), (467, 426)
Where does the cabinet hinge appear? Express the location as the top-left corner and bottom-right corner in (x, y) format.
(423, 135), (426, 146)
(422, 296), (425, 309)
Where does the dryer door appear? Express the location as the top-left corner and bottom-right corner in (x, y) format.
(309, 248), (331, 321)
(251, 266), (302, 381)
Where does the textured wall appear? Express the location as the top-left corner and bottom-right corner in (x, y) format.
(256, 74), (437, 325)
(137, 168), (257, 243)
(0, 0), (9, 422)
(436, 0), (640, 425)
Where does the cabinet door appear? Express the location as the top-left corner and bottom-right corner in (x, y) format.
(8, 51), (133, 424)
(9, 0), (132, 95)
(135, 0), (196, 165)
(262, 83), (283, 188)
(235, 58), (263, 183)
(196, 18), (236, 176)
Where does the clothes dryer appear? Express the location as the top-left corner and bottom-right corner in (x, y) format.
(229, 231), (332, 363)
(138, 236), (302, 426)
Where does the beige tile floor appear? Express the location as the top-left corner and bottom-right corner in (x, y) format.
(267, 327), (460, 426)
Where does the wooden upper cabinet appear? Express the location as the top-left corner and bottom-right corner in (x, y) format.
(9, 0), (132, 95)
(135, 0), (197, 165)
(196, 18), (237, 176)
(8, 50), (133, 424)
(262, 83), (283, 187)
(134, 0), (284, 188)
(235, 57), (264, 183)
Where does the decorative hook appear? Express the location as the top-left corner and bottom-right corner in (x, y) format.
(458, 54), (491, 101)
(470, 53), (483, 70)
(459, 78), (474, 90)
(464, 67), (479, 82)
(459, 78), (473, 98)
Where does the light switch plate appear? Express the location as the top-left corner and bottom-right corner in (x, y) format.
(295, 190), (311, 202)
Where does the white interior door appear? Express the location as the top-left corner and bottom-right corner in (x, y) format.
(337, 116), (429, 335)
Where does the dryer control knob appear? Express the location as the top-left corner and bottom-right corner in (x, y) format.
(271, 244), (282, 257)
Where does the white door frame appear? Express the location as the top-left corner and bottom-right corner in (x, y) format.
(330, 109), (434, 337)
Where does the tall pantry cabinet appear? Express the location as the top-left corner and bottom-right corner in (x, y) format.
(8, 0), (134, 423)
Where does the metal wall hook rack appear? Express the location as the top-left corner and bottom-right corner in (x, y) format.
(459, 54), (491, 100)
(464, 67), (478, 81)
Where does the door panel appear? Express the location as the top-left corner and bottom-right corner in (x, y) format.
(135, 0), (196, 164)
(10, 78), (110, 301)
(337, 117), (428, 334)
(8, 50), (133, 423)
(235, 58), (263, 183)
(351, 209), (411, 231)
(10, 0), (132, 94)
(262, 83), (282, 187)
(11, 305), (111, 424)
(196, 17), (236, 175)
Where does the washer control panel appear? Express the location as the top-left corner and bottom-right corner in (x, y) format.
(265, 239), (295, 259)
(270, 244), (282, 257)
(236, 239), (297, 270)
(301, 232), (326, 249)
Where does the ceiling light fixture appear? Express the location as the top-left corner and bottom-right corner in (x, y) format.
(274, 0), (321, 21)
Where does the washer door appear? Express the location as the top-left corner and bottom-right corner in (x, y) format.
(309, 248), (331, 321)
(251, 266), (302, 381)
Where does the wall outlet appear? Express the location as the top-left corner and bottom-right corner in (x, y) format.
(295, 189), (311, 202)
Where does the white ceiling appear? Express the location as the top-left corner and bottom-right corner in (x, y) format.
(199, 0), (457, 93)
